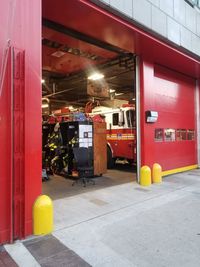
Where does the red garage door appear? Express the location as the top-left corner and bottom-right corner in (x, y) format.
(153, 65), (197, 171)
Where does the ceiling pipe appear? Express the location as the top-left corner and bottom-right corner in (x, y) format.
(42, 54), (135, 83)
(43, 85), (82, 98)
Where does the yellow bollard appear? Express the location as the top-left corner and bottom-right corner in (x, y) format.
(152, 163), (162, 183)
(33, 195), (53, 235)
(140, 165), (151, 186)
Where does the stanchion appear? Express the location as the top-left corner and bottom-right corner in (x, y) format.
(140, 165), (151, 186)
(33, 195), (53, 235)
(152, 163), (162, 183)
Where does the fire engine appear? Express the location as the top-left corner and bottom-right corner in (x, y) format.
(91, 104), (136, 168)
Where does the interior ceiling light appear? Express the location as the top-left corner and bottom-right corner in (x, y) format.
(42, 103), (49, 108)
(132, 98), (136, 101)
(41, 79), (45, 84)
(109, 89), (116, 93)
(88, 73), (104, 81)
(115, 92), (124, 96)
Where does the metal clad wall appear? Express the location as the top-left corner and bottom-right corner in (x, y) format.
(98, 0), (200, 57)
(0, 0), (41, 244)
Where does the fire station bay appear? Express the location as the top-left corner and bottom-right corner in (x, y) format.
(0, 0), (200, 244)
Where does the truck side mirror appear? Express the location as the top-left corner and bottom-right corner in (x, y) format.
(118, 110), (124, 126)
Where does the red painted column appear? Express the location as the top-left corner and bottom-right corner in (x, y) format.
(140, 57), (155, 168)
(0, 0), (41, 244)
(0, 47), (12, 244)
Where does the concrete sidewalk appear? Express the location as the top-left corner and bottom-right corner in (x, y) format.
(4, 169), (200, 267)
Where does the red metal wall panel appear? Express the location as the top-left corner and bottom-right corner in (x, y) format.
(13, 48), (25, 239)
(140, 58), (197, 170)
(0, 48), (13, 244)
(0, 0), (41, 244)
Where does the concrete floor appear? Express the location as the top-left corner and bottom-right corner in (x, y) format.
(5, 168), (200, 267)
(42, 164), (136, 200)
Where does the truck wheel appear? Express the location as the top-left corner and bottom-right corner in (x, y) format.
(107, 147), (115, 169)
(127, 159), (134, 166)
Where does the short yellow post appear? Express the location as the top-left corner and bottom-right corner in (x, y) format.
(140, 165), (151, 186)
(33, 195), (53, 235)
(152, 163), (162, 183)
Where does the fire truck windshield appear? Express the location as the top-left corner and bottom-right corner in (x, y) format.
(126, 110), (135, 128)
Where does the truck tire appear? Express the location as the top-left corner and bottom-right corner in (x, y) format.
(127, 159), (134, 166)
(107, 146), (115, 169)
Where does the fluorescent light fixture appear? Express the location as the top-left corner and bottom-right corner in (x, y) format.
(41, 79), (45, 84)
(42, 103), (49, 108)
(88, 73), (104, 80)
(115, 92), (124, 96)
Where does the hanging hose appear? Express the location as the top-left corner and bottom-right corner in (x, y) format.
(0, 40), (11, 97)
(0, 0), (17, 97)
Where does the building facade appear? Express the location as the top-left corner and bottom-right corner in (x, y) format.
(98, 0), (200, 57)
(0, 0), (200, 244)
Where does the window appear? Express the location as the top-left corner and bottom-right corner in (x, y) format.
(176, 129), (187, 141)
(187, 129), (195, 140)
(164, 128), (175, 141)
(190, 0), (198, 5)
(185, 0), (200, 8)
(155, 128), (163, 142)
(126, 110), (136, 128)
(112, 113), (119, 126)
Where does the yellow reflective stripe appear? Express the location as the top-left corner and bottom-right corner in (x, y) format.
(107, 134), (135, 140)
(162, 164), (198, 176)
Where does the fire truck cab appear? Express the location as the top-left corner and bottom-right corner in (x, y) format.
(91, 104), (136, 168)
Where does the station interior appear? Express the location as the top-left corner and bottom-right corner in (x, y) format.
(41, 13), (137, 200)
